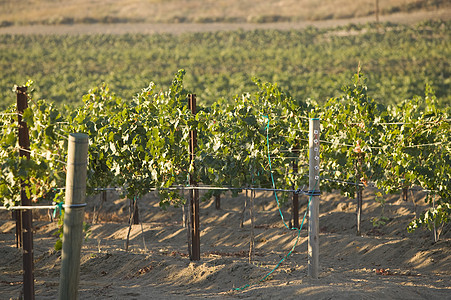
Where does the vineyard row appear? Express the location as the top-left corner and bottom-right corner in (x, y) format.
(1, 70), (450, 236)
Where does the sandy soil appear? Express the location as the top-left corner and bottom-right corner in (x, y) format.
(0, 10), (450, 35)
(1, 187), (450, 299)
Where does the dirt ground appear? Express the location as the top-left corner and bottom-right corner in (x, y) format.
(1, 187), (450, 299)
(0, 10), (450, 35)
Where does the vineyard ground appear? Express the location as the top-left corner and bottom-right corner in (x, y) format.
(1, 189), (450, 299)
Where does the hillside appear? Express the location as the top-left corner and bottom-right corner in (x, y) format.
(0, 0), (450, 26)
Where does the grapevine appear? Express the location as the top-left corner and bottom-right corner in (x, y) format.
(1, 70), (449, 240)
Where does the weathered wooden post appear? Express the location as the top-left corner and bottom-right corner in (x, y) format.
(17, 85), (35, 299)
(188, 94), (200, 261)
(248, 189), (255, 263)
(292, 145), (300, 229)
(355, 153), (364, 236)
(58, 133), (89, 300)
(215, 193), (221, 210)
(308, 118), (320, 279)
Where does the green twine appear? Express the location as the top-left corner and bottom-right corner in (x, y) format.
(233, 115), (317, 292)
(53, 202), (63, 218)
(263, 115), (290, 229)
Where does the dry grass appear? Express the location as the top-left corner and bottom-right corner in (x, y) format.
(0, 0), (449, 25)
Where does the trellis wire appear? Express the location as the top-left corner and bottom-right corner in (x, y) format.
(0, 112), (23, 117)
(0, 205), (57, 210)
(320, 139), (446, 149)
(162, 185), (310, 195)
(234, 115), (319, 291)
(2, 183), (436, 212)
(0, 203), (86, 210)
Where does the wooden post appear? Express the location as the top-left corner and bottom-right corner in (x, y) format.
(432, 195), (438, 243)
(308, 118), (320, 279)
(375, 0), (379, 23)
(356, 189), (362, 236)
(292, 191), (299, 229)
(17, 86), (35, 299)
(402, 187), (408, 202)
(58, 133), (89, 300)
(355, 155), (363, 236)
(240, 195), (247, 228)
(356, 186), (362, 236)
(215, 193), (221, 210)
(292, 145), (299, 229)
(132, 197), (139, 224)
(181, 187), (187, 227)
(14, 210), (22, 248)
(92, 190), (106, 224)
(248, 189), (255, 263)
(125, 197), (138, 252)
(188, 94), (200, 261)
(185, 196), (192, 258)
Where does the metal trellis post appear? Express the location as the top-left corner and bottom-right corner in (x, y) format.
(308, 118), (320, 279)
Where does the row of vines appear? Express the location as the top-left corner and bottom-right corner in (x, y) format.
(1, 21), (450, 110)
(1, 70), (450, 239)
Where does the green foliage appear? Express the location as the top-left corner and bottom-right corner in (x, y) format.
(408, 197), (450, 241)
(375, 85), (450, 199)
(53, 207), (64, 251)
(371, 191), (389, 227)
(318, 72), (450, 236)
(1, 69), (449, 241)
(0, 21), (449, 109)
(320, 71), (383, 197)
(0, 89), (67, 208)
(371, 216), (390, 227)
(68, 69), (195, 207)
(198, 78), (310, 200)
(53, 208), (92, 251)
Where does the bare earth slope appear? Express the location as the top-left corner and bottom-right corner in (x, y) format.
(0, 0), (449, 25)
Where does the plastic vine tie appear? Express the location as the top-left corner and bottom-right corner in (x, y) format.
(53, 202), (63, 218)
